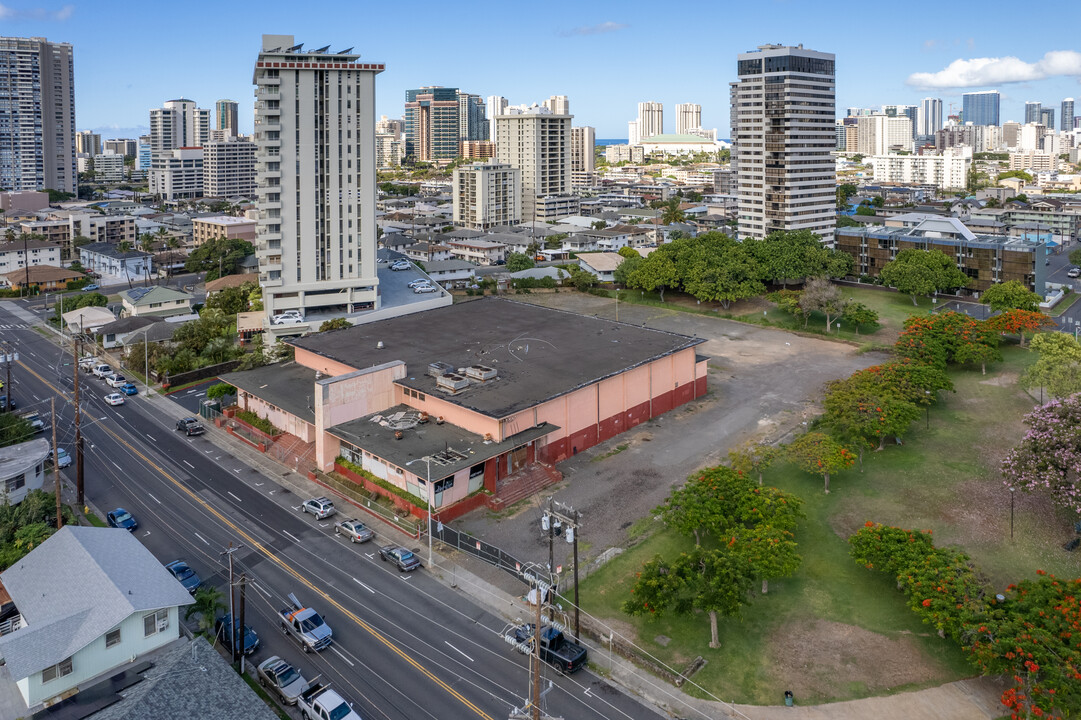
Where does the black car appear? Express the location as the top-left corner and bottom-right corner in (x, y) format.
(106, 508), (138, 532)
(0, 395), (13, 412)
(164, 560), (201, 594)
(379, 545), (421, 572)
(175, 417), (205, 436)
(215, 613), (260, 656)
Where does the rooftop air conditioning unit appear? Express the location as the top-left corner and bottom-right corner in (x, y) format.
(463, 364), (497, 381)
(428, 361), (455, 378)
(436, 373), (470, 392)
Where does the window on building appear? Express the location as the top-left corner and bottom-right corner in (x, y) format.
(41, 657), (73, 683)
(469, 462), (485, 479)
(5, 474), (24, 493)
(143, 608), (169, 637)
(106, 628), (121, 648)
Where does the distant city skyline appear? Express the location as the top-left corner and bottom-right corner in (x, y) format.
(4, 1), (1079, 139)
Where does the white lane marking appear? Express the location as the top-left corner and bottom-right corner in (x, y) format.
(254, 482), (263, 487)
(205, 450), (212, 454)
(444, 641), (474, 662)
(252, 581), (272, 599)
(233, 468), (240, 474)
(399, 574), (413, 581)
(330, 646), (355, 667)
(216, 456), (222, 460)
(227, 491), (242, 502)
(143, 531), (151, 537)
(100, 416), (107, 420)
(352, 577), (375, 594)
(146, 434), (155, 441)
(364, 552), (375, 559)
(319, 523), (329, 528)
(195, 392), (206, 397)
(282, 530), (301, 543)
(147, 493), (161, 505)
(183, 460), (195, 469)
(33, 394), (40, 401)
(112, 461), (122, 471)
(194, 532), (210, 546)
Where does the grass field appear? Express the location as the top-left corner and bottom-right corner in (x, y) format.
(578, 345), (1068, 705)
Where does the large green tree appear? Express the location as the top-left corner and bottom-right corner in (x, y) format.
(623, 546), (757, 648)
(787, 432), (855, 493)
(746, 230), (852, 287)
(184, 236), (255, 281)
(1022, 332), (1081, 398)
(798, 277), (845, 332)
(626, 245), (680, 301)
(505, 252), (535, 273)
(980, 280), (1042, 313)
(878, 248), (971, 305)
(680, 234), (764, 309)
(203, 281), (258, 315)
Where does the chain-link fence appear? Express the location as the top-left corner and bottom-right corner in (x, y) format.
(433, 521), (530, 585)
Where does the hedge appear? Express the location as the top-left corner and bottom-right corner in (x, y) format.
(335, 456), (428, 508)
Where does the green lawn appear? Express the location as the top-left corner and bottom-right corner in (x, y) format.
(85, 511), (107, 527)
(579, 345), (1065, 705)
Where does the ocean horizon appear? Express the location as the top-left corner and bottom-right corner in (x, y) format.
(595, 138), (626, 146)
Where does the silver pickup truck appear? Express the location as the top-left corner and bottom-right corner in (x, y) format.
(279, 592), (332, 653)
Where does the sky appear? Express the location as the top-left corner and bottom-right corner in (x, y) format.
(3, 0), (1080, 139)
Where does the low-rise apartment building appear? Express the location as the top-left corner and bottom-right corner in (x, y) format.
(0, 239), (61, 275)
(446, 238), (508, 265)
(452, 162), (521, 230)
(192, 215), (257, 246)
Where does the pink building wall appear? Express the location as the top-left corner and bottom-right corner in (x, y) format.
(238, 393), (315, 441)
(314, 361), (405, 470)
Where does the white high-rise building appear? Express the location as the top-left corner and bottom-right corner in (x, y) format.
(0, 37), (76, 194)
(149, 99), (210, 156)
(730, 44), (836, 243)
(628, 119), (641, 146)
(452, 161), (521, 230)
(856, 114), (913, 156)
(919, 98), (943, 137)
(202, 136), (255, 197)
(253, 34), (382, 328)
(675, 103), (702, 135)
(571, 126), (595, 173)
(496, 106), (573, 222)
(637, 101), (663, 139)
(76, 131), (102, 156)
(486, 95), (508, 146)
(543, 95), (569, 116)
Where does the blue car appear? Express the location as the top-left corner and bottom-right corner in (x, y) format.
(106, 508), (138, 532)
(164, 560), (201, 594)
(82, 283), (100, 292)
(120, 382), (139, 396)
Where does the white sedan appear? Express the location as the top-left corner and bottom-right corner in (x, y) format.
(104, 393), (126, 406)
(106, 374), (128, 388)
(413, 285), (438, 294)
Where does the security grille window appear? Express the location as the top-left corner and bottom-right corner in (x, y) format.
(106, 628), (121, 648)
(41, 657), (73, 683)
(143, 608), (169, 637)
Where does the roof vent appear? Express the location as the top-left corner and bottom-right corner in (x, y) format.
(376, 341), (385, 350)
(436, 373), (470, 393)
(463, 364), (497, 382)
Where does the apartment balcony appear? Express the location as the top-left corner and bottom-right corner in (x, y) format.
(256, 88), (280, 101)
(259, 273), (282, 288)
(255, 120), (281, 133)
(258, 76), (281, 86)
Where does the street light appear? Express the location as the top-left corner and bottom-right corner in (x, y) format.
(406, 457), (433, 568)
(925, 390), (931, 430)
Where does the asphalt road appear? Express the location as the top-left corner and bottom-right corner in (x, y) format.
(0, 301), (658, 720)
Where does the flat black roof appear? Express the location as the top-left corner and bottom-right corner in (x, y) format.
(291, 297), (704, 419)
(329, 404), (557, 480)
(220, 362), (318, 424)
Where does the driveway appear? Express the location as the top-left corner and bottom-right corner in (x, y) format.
(455, 292), (889, 578)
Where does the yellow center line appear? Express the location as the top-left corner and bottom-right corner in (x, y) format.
(19, 359), (495, 720)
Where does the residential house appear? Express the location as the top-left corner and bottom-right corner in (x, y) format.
(0, 439), (48, 506)
(61, 306), (116, 334)
(0, 526), (194, 711)
(95, 316), (164, 350)
(119, 286), (193, 318)
(423, 259), (476, 289)
(79, 243), (152, 280)
(446, 238), (507, 265)
(2, 265), (82, 291)
(402, 241), (453, 263)
(577, 252), (627, 282)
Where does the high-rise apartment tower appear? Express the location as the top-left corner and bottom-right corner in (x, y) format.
(253, 34), (382, 326)
(404, 87), (459, 162)
(675, 103), (702, 135)
(0, 36), (76, 193)
(730, 44), (836, 243)
(216, 99), (239, 136)
(962, 91), (1000, 126)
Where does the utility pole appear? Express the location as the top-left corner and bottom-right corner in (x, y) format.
(51, 398), (61, 529)
(532, 587), (542, 720)
(220, 543), (243, 667)
(237, 573), (248, 674)
(509, 565), (563, 720)
(2, 343), (12, 411)
(545, 500), (582, 639)
(73, 335), (84, 506)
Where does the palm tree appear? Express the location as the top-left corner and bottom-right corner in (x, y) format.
(184, 586), (226, 636)
(661, 198), (685, 226)
(116, 240), (133, 254)
(139, 234), (155, 253)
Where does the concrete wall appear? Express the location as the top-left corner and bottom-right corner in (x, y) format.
(314, 361), (406, 470)
(238, 392), (314, 442)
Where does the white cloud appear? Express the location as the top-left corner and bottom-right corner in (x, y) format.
(907, 50), (1081, 88)
(0, 3), (75, 21)
(560, 21), (628, 37)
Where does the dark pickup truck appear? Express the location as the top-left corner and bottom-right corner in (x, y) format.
(176, 417), (205, 436)
(505, 623), (588, 674)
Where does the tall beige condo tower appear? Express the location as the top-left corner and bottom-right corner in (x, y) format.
(496, 107), (572, 222)
(543, 95), (570, 116)
(731, 44), (836, 244)
(675, 103), (702, 134)
(570, 126), (595, 173)
(0, 37), (76, 193)
(637, 101), (663, 139)
(253, 35), (383, 328)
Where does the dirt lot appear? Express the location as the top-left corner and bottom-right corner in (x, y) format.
(455, 292), (889, 581)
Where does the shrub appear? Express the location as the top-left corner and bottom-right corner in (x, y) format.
(235, 410), (278, 435)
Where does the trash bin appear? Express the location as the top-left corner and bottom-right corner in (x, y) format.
(784, 690), (794, 707)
